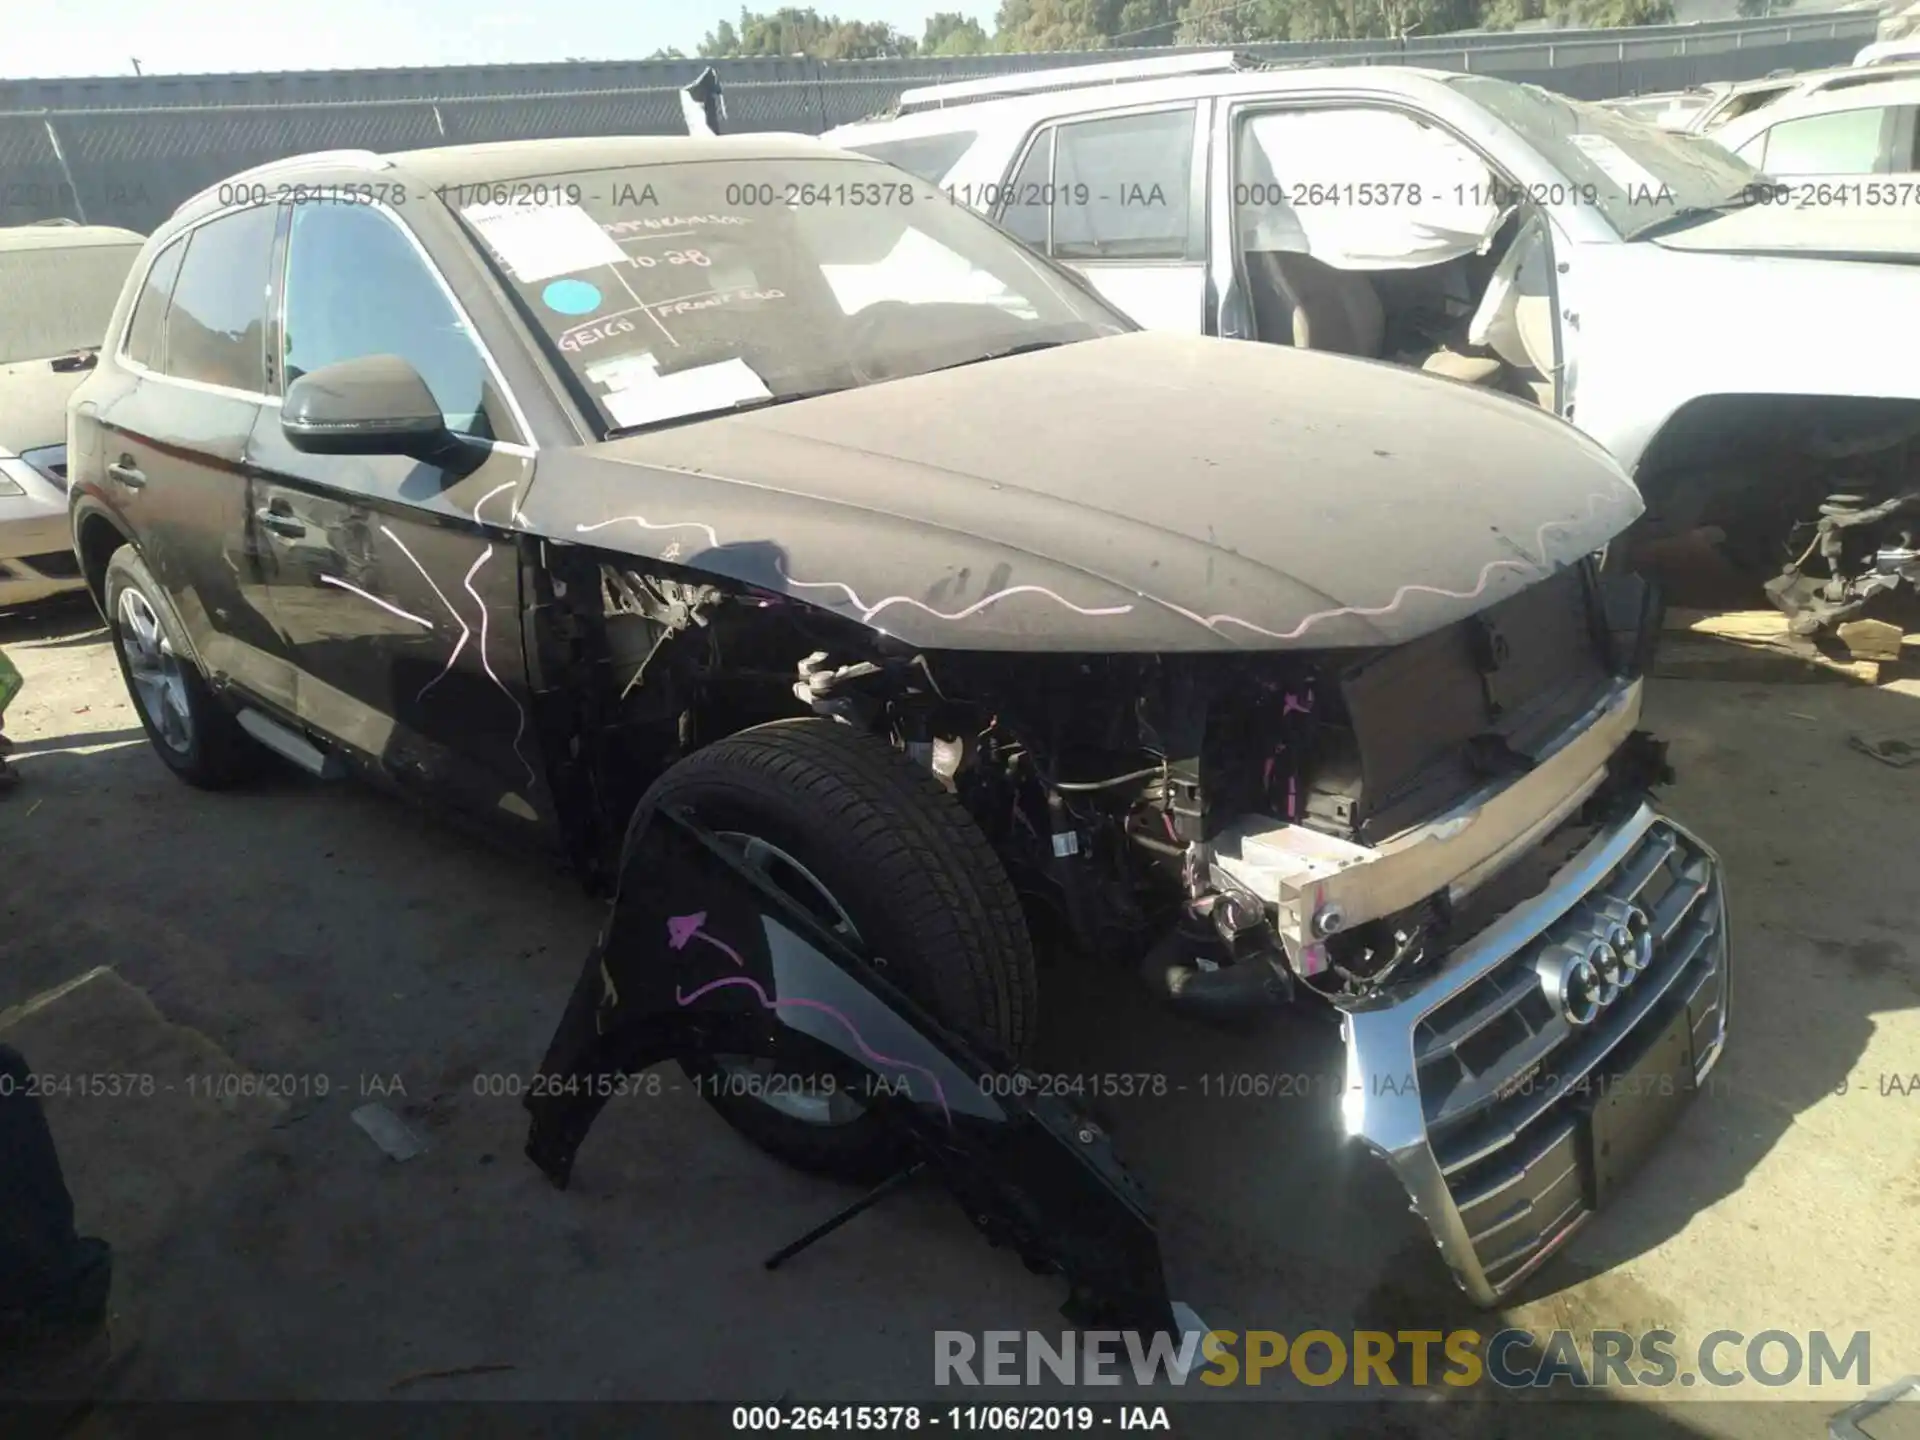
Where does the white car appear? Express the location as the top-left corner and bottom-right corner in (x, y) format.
(1707, 72), (1920, 180)
(827, 59), (1920, 633)
(1600, 84), (1732, 132)
(1684, 59), (1920, 136)
(1857, 37), (1920, 66)
(1, 221), (144, 607)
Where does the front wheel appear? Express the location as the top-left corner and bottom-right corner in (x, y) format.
(102, 545), (264, 788)
(634, 718), (1038, 1184)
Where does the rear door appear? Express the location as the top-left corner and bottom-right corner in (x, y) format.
(90, 203), (297, 712)
(248, 198), (551, 836)
(992, 104), (1209, 334)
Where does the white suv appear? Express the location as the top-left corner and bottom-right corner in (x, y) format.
(828, 60), (1920, 633)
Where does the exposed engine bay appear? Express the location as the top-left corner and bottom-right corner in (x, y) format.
(542, 549), (1667, 1018)
(523, 531), (1725, 1315)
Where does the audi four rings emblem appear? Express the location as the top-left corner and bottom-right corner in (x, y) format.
(1535, 903), (1656, 1026)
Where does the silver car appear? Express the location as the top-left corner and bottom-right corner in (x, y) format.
(0, 220), (144, 607)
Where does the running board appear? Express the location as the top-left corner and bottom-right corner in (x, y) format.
(236, 708), (346, 779)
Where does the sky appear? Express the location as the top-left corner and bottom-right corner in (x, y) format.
(2, 0), (997, 79)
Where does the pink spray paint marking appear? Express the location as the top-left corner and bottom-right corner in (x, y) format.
(667, 914), (954, 1125)
(668, 911), (714, 955)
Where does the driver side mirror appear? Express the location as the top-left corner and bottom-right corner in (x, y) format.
(281, 354), (455, 460)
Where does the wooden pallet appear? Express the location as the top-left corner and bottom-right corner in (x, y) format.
(1654, 609), (1915, 685)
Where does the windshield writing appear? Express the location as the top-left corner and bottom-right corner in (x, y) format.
(453, 157), (1128, 436)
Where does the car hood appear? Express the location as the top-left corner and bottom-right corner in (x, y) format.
(0, 358), (85, 455)
(520, 331), (1642, 653)
(1649, 204), (1920, 263)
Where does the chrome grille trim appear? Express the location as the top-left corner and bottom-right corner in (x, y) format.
(1341, 802), (1731, 1307)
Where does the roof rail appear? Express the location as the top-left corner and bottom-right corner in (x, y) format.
(896, 50), (1259, 113)
(176, 148), (391, 216)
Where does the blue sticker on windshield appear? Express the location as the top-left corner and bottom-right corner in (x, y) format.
(542, 279), (603, 316)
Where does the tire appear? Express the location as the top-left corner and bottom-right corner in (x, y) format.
(102, 545), (264, 788)
(634, 717), (1038, 1184)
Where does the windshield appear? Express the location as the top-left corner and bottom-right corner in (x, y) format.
(0, 243), (141, 366)
(1450, 76), (1764, 238)
(452, 156), (1129, 437)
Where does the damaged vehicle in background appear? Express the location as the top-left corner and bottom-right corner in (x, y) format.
(1598, 84), (1733, 133)
(1674, 61), (1920, 139)
(1703, 72), (1920, 185)
(829, 60), (1920, 636)
(0, 220), (144, 607)
(68, 134), (1729, 1327)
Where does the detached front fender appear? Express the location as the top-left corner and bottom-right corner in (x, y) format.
(523, 803), (1208, 1339)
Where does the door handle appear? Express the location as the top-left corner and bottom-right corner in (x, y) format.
(107, 459), (146, 489)
(254, 507), (307, 539)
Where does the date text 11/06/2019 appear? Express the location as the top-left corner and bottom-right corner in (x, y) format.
(731, 1406), (1172, 1432)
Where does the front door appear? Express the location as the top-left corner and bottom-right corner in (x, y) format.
(993, 104), (1210, 334)
(90, 203), (298, 713)
(248, 198), (552, 838)
(1208, 98), (1567, 411)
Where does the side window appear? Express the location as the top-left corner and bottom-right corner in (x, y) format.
(999, 129), (1054, 247)
(282, 202), (497, 437)
(122, 237), (186, 370)
(1050, 108), (1195, 262)
(1756, 107), (1891, 174)
(162, 205), (276, 392)
(1705, 85), (1794, 130)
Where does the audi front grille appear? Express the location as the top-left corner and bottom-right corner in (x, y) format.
(1342, 802), (1730, 1306)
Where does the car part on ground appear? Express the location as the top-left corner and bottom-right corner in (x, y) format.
(1764, 486), (1920, 633)
(1828, 1374), (1920, 1439)
(68, 135), (1734, 1317)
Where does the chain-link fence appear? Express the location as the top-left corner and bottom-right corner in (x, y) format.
(0, 11), (1877, 235)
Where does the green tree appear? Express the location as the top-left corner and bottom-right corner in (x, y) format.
(993, 0), (1036, 47)
(697, 18), (741, 55)
(698, 7), (919, 58)
(1477, 0), (1544, 29)
(994, 0), (1180, 50)
(1175, 0), (1291, 43)
(1552, 0), (1674, 24)
(924, 10), (992, 52)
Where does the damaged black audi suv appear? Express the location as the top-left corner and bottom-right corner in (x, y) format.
(65, 133), (1729, 1333)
